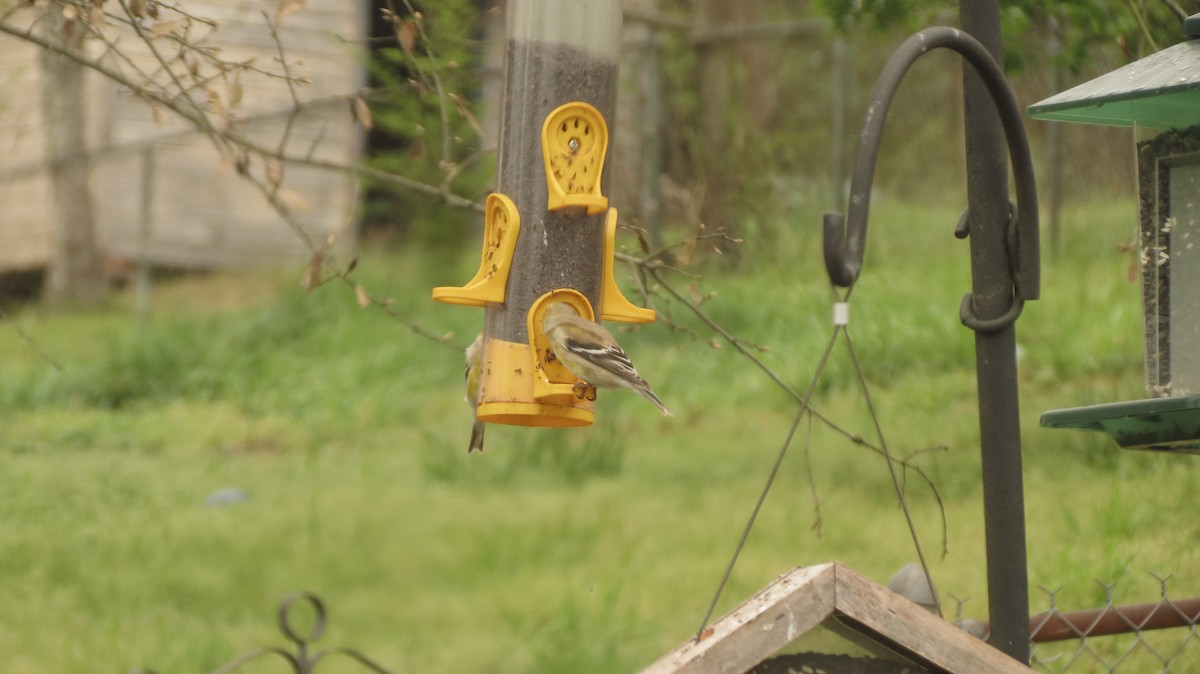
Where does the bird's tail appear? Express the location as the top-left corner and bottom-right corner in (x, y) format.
(640, 387), (673, 417)
(468, 419), (486, 453)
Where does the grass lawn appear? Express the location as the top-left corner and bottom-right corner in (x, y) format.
(1, 198), (1197, 673)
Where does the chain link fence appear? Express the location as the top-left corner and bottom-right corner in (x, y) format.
(1026, 576), (1200, 673)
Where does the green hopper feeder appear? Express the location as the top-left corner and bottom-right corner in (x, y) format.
(1030, 13), (1200, 454)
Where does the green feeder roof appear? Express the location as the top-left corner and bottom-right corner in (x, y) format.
(1028, 20), (1200, 129)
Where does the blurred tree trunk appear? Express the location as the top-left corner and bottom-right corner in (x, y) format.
(617, 0), (665, 247)
(695, 0), (749, 241)
(694, 0), (785, 252)
(37, 5), (106, 308)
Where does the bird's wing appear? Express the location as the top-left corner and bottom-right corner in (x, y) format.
(563, 335), (644, 384)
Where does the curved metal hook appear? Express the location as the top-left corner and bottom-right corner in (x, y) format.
(824, 27), (1039, 307)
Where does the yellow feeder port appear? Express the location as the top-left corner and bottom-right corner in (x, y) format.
(474, 290), (597, 428)
(542, 102), (609, 215)
(431, 193), (520, 307)
(600, 207), (655, 324)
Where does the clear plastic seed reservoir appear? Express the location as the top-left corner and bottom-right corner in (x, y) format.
(494, 0), (620, 328)
(1137, 122), (1200, 397)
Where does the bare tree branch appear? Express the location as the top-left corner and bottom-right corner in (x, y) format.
(0, 13), (484, 214)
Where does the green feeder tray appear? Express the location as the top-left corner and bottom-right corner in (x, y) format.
(1041, 395), (1200, 454)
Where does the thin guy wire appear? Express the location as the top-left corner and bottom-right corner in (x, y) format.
(842, 328), (942, 618)
(801, 403), (823, 535)
(694, 317), (843, 642)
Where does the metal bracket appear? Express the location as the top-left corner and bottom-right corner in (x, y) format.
(822, 27), (1040, 306)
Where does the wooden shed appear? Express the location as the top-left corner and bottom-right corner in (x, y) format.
(642, 562), (1033, 674)
(0, 0), (367, 273)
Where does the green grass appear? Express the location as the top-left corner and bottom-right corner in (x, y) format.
(1, 198), (1197, 673)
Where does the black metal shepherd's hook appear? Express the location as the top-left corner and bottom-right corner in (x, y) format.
(823, 26), (1040, 325)
(822, 26), (1040, 665)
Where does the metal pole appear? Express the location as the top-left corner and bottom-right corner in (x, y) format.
(960, 0), (1031, 663)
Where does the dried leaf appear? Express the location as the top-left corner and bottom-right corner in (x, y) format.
(60, 5), (77, 39)
(345, 257), (358, 275)
(265, 158), (283, 189)
(89, 4), (107, 29)
(187, 57), (200, 77)
(227, 76), (243, 107)
(350, 96), (373, 131)
(149, 18), (187, 38)
(300, 251), (322, 292)
(205, 88), (224, 116)
(129, 0), (147, 18)
(275, 0), (304, 26)
(635, 228), (651, 254)
(277, 188), (310, 213)
(146, 0), (158, 18)
(677, 235), (696, 267)
(708, 338), (722, 350)
(234, 151), (250, 176)
(448, 93), (483, 138)
(355, 284), (370, 308)
(398, 20), (418, 57)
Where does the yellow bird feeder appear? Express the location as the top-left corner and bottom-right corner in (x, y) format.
(433, 0), (654, 429)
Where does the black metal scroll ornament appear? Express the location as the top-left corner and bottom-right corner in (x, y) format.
(129, 592), (394, 674)
(822, 26), (1040, 333)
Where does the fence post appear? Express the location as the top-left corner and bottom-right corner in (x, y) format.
(136, 145), (154, 319)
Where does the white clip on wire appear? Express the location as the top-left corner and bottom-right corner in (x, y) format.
(833, 301), (850, 327)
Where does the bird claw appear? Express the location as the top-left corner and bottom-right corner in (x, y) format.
(572, 381), (597, 401)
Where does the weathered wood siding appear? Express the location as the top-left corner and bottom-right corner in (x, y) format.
(0, 33), (54, 271)
(0, 0), (367, 272)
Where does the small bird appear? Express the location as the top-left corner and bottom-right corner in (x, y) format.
(541, 301), (672, 416)
(465, 333), (485, 453)
(887, 562), (938, 614)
